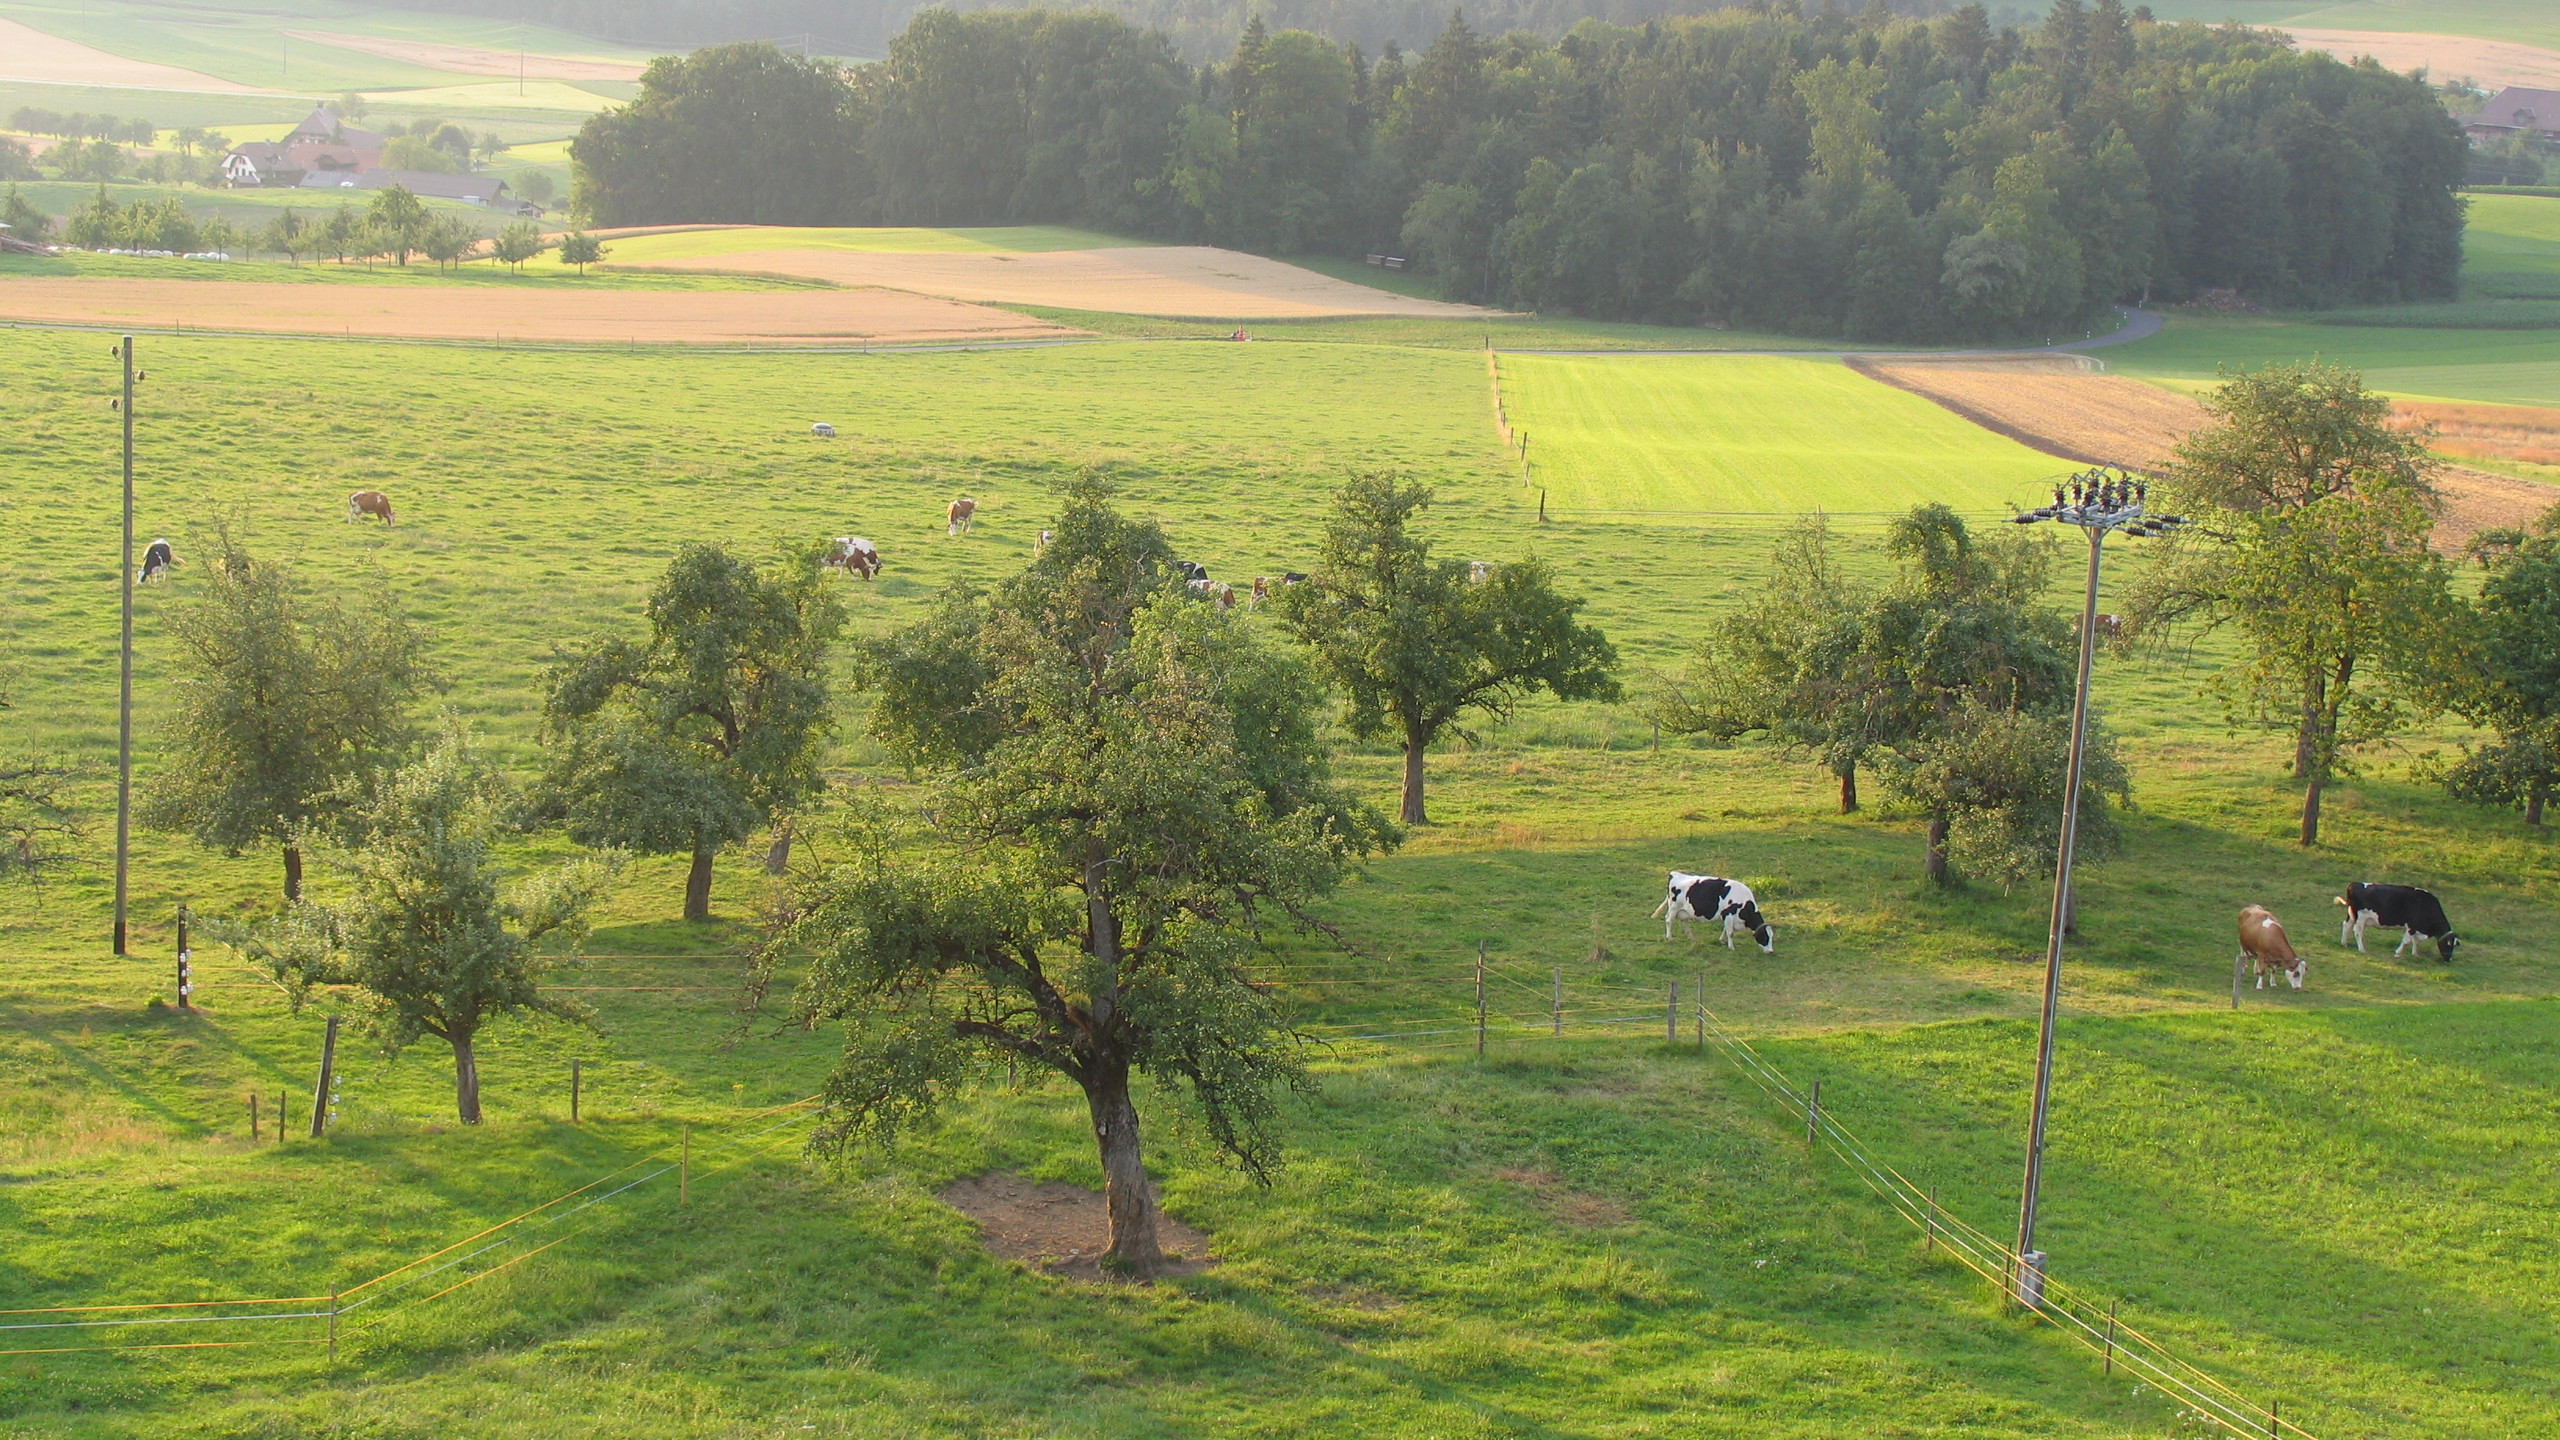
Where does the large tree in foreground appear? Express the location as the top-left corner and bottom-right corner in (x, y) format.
(2127, 363), (2457, 845)
(1277, 475), (1619, 824)
(534, 542), (842, 921)
(146, 531), (431, 900)
(766, 482), (1393, 1276)
(222, 732), (612, 1123)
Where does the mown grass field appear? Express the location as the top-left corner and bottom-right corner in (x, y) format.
(1497, 355), (2066, 518)
(2106, 316), (2560, 407)
(2, 273), (2559, 1434)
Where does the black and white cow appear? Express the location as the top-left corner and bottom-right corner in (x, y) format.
(1175, 560), (1211, 584)
(2335, 882), (2460, 963)
(1652, 872), (1774, 951)
(138, 537), (177, 584)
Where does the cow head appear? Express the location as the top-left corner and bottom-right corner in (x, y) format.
(2436, 931), (2461, 963)
(2281, 957), (2306, 990)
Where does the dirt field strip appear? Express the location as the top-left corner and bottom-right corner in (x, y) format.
(0, 15), (274, 92)
(282, 30), (648, 82)
(0, 278), (1078, 348)
(623, 245), (1500, 320)
(1854, 354), (2558, 547)
(2284, 28), (2560, 91)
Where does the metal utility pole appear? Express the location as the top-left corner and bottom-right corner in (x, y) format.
(2004, 467), (2185, 1306)
(111, 335), (136, 956)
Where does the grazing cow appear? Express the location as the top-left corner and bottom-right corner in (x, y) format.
(1175, 560), (1211, 584)
(1280, 571), (1308, 586)
(1469, 560), (1493, 584)
(946, 498), (976, 537)
(1037, 529), (1053, 554)
(2087, 613), (2122, 642)
(138, 537), (177, 584)
(1249, 575), (1269, 609)
(1651, 871), (1775, 951)
(825, 536), (882, 579)
(810, 422), (836, 438)
(347, 490), (395, 526)
(2336, 882), (2460, 962)
(2238, 905), (2305, 990)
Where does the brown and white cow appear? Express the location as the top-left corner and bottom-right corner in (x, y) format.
(2239, 905), (2305, 990)
(347, 490), (395, 526)
(946, 498), (976, 537)
(825, 536), (882, 579)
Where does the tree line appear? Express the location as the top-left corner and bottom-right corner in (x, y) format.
(572, 2), (2467, 340)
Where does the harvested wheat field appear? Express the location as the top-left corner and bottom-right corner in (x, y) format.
(0, 15), (271, 91)
(624, 245), (1495, 319)
(283, 29), (647, 82)
(0, 279), (1075, 347)
(1855, 354), (2559, 546)
(2285, 29), (2560, 91)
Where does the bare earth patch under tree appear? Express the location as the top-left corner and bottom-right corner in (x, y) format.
(940, 1172), (1214, 1281)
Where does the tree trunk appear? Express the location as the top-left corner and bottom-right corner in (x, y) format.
(1401, 735), (1428, 826)
(1924, 815), (1951, 887)
(452, 1032), (482, 1124)
(282, 845), (303, 903)
(1083, 1057), (1165, 1277)
(2300, 774), (2324, 847)
(764, 819), (794, 876)
(2294, 676), (2324, 779)
(2527, 788), (2546, 827)
(684, 845), (715, 921)
(1837, 764), (1859, 815)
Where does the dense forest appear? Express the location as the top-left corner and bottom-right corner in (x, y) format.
(571, 3), (2468, 341)
(362, 0), (1955, 62)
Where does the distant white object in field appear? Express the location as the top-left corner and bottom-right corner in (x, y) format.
(811, 422), (836, 438)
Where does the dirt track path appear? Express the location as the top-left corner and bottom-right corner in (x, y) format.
(0, 278), (1074, 347)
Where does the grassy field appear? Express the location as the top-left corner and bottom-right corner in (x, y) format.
(2105, 315), (2560, 406)
(2136, 0), (2560, 49)
(0, 249), (821, 289)
(601, 226), (1150, 260)
(2464, 193), (2560, 299)
(1498, 355), (2068, 517)
(3, 295), (2559, 1433)
(0, 0), (649, 93)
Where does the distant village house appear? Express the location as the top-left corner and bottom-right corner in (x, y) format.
(2465, 87), (2560, 148)
(223, 106), (539, 216)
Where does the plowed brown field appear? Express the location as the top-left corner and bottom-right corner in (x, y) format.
(1853, 355), (2558, 547)
(0, 278), (1074, 347)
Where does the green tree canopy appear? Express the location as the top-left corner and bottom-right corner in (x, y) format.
(367, 184), (427, 265)
(219, 731), (614, 1123)
(1277, 474), (1618, 824)
(2129, 364), (2458, 844)
(145, 531), (432, 899)
(534, 541), (843, 920)
(768, 481), (1393, 1275)
(2433, 505), (2560, 826)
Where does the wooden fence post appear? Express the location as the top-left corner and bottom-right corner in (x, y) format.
(1667, 981), (1678, 1043)
(571, 1058), (582, 1124)
(1551, 966), (1561, 1037)
(2233, 952), (2243, 1010)
(309, 1014), (338, 1139)
(2104, 1298), (2118, 1375)
(1475, 942), (1487, 1059)
(1924, 1185), (1936, 1255)
(679, 1124), (691, 1206)
(1806, 1079), (1820, 1145)
(248, 1092), (259, 1142)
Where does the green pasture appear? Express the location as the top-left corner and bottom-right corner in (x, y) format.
(601, 225), (1149, 261)
(3, 179), (545, 237)
(2106, 313), (2560, 406)
(1497, 354), (2067, 518)
(0, 0), (652, 93)
(2135, 0), (2560, 49)
(3, 322), (2559, 1435)
(2465, 193), (2560, 299)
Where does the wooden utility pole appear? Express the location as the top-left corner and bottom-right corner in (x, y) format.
(111, 336), (136, 956)
(175, 904), (191, 1011)
(571, 1059), (582, 1123)
(309, 1015), (339, 1138)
